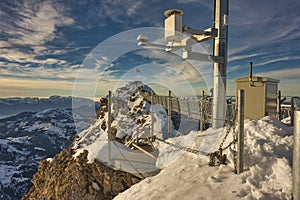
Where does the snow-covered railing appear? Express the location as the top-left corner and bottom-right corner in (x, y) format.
(139, 89), (235, 129)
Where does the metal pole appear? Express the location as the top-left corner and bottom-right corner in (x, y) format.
(277, 90), (282, 120)
(107, 90), (112, 165)
(212, 0), (228, 129)
(237, 89), (244, 174)
(249, 62), (254, 86)
(200, 90), (205, 131)
(151, 92), (154, 137)
(187, 99), (191, 118)
(293, 111), (300, 200)
(168, 90), (171, 138)
(292, 97), (296, 126)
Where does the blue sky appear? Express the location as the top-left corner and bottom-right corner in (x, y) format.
(0, 0), (300, 98)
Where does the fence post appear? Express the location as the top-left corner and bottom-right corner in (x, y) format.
(107, 90), (112, 165)
(200, 90), (205, 132)
(177, 98), (180, 113)
(187, 99), (191, 118)
(291, 97), (300, 126)
(237, 89), (244, 174)
(168, 90), (171, 138)
(151, 92), (154, 137)
(293, 110), (300, 200)
(277, 90), (282, 120)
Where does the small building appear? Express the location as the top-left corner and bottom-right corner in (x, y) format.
(235, 76), (280, 119)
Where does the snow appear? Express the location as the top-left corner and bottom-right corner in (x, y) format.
(114, 116), (293, 200)
(34, 147), (46, 151)
(74, 137), (158, 174)
(72, 82), (293, 199)
(155, 131), (198, 169)
(7, 145), (30, 156)
(0, 165), (19, 187)
(25, 121), (43, 132)
(46, 158), (53, 162)
(282, 116), (291, 124)
(92, 182), (100, 190)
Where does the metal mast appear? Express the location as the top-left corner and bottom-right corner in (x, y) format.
(212, 0), (229, 129)
(137, 0), (229, 129)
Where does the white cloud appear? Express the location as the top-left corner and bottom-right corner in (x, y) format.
(0, 0), (75, 66)
(0, 41), (11, 48)
(95, 0), (143, 23)
(0, 48), (68, 65)
(8, 1), (74, 46)
(0, 61), (78, 81)
(257, 67), (300, 80)
(0, 77), (74, 97)
(228, 53), (264, 63)
(255, 56), (300, 67)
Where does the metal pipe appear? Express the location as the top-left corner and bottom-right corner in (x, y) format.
(237, 89), (244, 174)
(212, 0), (228, 129)
(107, 90), (112, 165)
(168, 90), (172, 138)
(293, 111), (300, 200)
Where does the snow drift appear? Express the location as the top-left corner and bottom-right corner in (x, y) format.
(114, 116), (293, 200)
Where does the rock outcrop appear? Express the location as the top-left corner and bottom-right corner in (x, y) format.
(22, 147), (140, 200)
(22, 81), (163, 199)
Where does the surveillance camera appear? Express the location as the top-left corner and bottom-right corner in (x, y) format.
(137, 34), (149, 46)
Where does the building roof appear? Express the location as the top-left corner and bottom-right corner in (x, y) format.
(235, 76), (280, 83)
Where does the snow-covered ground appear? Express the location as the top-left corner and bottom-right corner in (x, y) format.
(114, 116), (293, 200)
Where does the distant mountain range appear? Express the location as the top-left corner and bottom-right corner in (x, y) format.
(0, 95), (99, 119)
(0, 108), (82, 199)
(0, 96), (99, 200)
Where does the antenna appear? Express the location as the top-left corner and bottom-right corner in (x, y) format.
(249, 62), (254, 86)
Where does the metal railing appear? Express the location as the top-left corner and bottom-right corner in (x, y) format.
(139, 89), (236, 130)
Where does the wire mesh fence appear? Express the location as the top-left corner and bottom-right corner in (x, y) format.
(139, 89), (236, 128)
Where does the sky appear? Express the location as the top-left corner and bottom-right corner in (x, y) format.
(0, 0), (300, 99)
